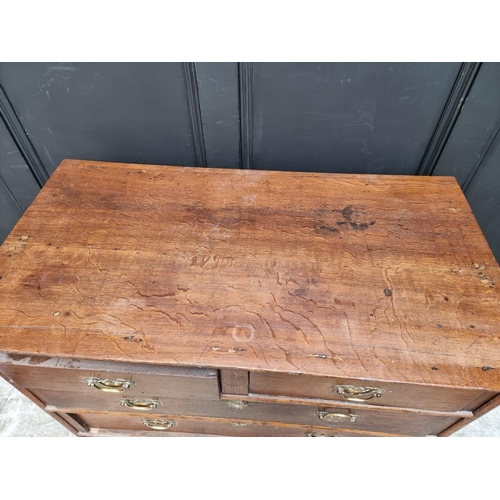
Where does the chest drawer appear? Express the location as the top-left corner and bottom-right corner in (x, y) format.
(249, 372), (495, 412)
(37, 389), (460, 436)
(76, 413), (386, 437)
(0, 356), (219, 400)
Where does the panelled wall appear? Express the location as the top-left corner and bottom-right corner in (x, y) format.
(1, 62), (499, 262)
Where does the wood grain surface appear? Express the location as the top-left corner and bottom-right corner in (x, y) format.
(0, 160), (499, 389)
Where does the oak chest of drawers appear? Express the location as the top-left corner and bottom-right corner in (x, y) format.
(1, 159), (499, 437)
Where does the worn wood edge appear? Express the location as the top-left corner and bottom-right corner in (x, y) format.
(54, 411), (89, 433)
(218, 393), (473, 418)
(48, 158), (460, 183)
(1, 346), (498, 392)
(448, 176), (500, 267)
(438, 393), (500, 437)
(458, 390), (497, 412)
(78, 429), (219, 437)
(78, 428), (396, 437)
(41, 406), (405, 436)
(0, 353), (218, 378)
(0, 371), (79, 435)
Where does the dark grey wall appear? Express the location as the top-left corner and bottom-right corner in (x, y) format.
(248, 63), (461, 173)
(0, 63), (199, 174)
(0, 117), (39, 239)
(1, 62), (499, 263)
(195, 63), (240, 168)
(432, 62), (500, 261)
(433, 63), (500, 186)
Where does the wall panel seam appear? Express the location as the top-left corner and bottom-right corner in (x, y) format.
(238, 62), (253, 170)
(183, 63), (207, 167)
(462, 119), (500, 193)
(417, 62), (482, 177)
(0, 86), (48, 187)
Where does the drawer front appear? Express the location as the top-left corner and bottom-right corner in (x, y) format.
(75, 413), (384, 437)
(37, 390), (460, 436)
(249, 372), (493, 412)
(0, 363), (219, 400)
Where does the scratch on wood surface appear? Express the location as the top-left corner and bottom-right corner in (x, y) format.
(268, 303), (311, 346)
(87, 251), (105, 271)
(101, 333), (133, 358)
(309, 353), (344, 362)
(0, 308), (35, 318)
(342, 310), (368, 371)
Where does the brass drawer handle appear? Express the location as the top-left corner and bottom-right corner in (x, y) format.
(317, 411), (357, 423)
(86, 377), (135, 393)
(120, 398), (162, 411)
(142, 419), (176, 430)
(334, 384), (385, 402)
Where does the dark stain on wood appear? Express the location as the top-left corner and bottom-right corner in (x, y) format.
(318, 225), (339, 233)
(28, 355), (49, 365)
(317, 204), (374, 234)
(349, 222), (369, 231)
(7, 353), (28, 361)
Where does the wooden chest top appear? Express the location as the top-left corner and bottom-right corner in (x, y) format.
(0, 160), (499, 390)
